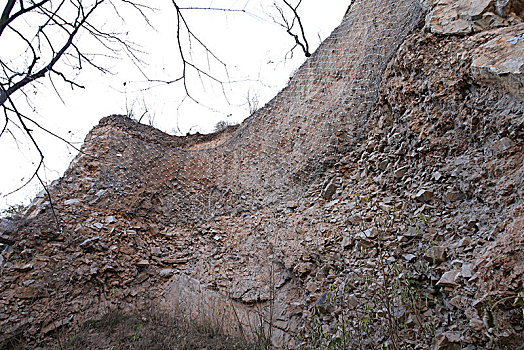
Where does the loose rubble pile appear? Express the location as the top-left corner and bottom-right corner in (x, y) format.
(1, 0), (523, 349)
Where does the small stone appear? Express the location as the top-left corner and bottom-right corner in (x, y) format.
(162, 257), (188, 265)
(356, 239), (374, 249)
(405, 226), (423, 238)
(306, 281), (320, 293)
(461, 264), (473, 278)
(314, 292), (335, 314)
(341, 235), (351, 249)
(424, 246), (447, 263)
(491, 137), (516, 155)
(451, 259), (463, 269)
(415, 189), (433, 203)
(470, 318), (484, 331)
(321, 178), (337, 200)
(105, 216), (116, 224)
(136, 273), (149, 283)
(457, 237), (471, 248)
(93, 222), (104, 229)
(436, 269), (460, 287)
(394, 165), (409, 178)
(159, 269), (174, 278)
(80, 236), (100, 251)
(42, 316), (73, 334)
(325, 199), (340, 208)
(13, 264), (33, 272)
(0, 242), (11, 253)
(355, 227), (378, 239)
(135, 259), (149, 267)
(449, 296), (464, 309)
(347, 214), (363, 225)
(64, 198), (80, 206)
(432, 171), (442, 181)
(403, 254), (417, 262)
(432, 331), (461, 350)
(378, 159), (389, 171)
(151, 247), (162, 256)
(446, 190), (465, 202)
(17, 286), (40, 299)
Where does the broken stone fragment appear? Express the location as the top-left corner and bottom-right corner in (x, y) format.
(16, 286), (41, 299)
(355, 227), (379, 239)
(470, 318), (485, 331)
(394, 165), (409, 178)
(457, 237), (471, 248)
(162, 256), (188, 265)
(471, 24), (524, 98)
(347, 214), (363, 225)
(415, 189), (434, 203)
(426, 0), (498, 35)
(490, 136), (516, 156)
(313, 292), (335, 314)
(403, 253), (417, 262)
(13, 264), (33, 272)
(42, 316), (73, 334)
(64, 198), (80, 206)
(159, 268), (174, 278)
(378, 159), (389, 171)
(151, 247), (162, 256)
(341, 235), (351, 248)
(461, 264), (473, 278)
(405, 225), (423, 238)
(135, 273), (149, 284)
(286, 201), (299, 209)
(135, 259), (150, 267)
(445, 189), (465, 202)
(321, 178), (337, 200)
(436, 269), (461, 287)
(79, 236), (100, 251)
(424, 246), (447, 263)
(432, 331), (461, 350)
(93, 222), (104, 229)
(90, 263), (99, 275)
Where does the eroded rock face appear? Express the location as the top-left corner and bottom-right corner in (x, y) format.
(426, 0), (523, 34)
(470, 24), (524, 97)
(1, 0), (523, 349)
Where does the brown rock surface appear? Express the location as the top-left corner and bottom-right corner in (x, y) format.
(1, 0), (523, 348)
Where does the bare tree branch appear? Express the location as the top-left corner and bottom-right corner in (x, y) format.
(0, 0), (50, 36)
(0, 0), (105, 107)
(270, 0), (311, 57)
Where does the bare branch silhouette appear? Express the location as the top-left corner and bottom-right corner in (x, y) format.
(270, 0), (311, 58)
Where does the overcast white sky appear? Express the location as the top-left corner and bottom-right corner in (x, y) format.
(0, 0), (349, 211)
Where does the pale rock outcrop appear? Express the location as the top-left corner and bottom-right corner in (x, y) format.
(426, 0), (523, 34)
(470, 24), (524, 97)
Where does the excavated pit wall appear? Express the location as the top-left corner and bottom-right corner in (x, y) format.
(65, 0), (425, 224)
(2, 0), (524, 348)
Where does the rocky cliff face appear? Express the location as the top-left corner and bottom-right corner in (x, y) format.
(1, 0), (523, 348)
